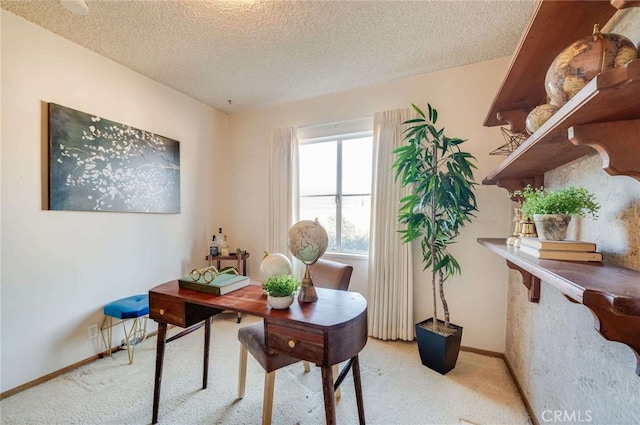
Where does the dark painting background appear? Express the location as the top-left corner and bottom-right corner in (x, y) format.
(48, 103), (180, 213)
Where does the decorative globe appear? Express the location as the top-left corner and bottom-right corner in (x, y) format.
(288, 219), (328, 265)
(259, 253), (292, 280)
(525, 104), (559, 135)
(545, 25), (637, 107)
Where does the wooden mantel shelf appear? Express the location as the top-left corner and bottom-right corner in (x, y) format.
(478, 238), (640, 376)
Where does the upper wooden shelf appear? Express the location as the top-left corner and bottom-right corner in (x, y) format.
(483, 59), (640, 185)
(483, 0), (640, 187)
(484, 1), (617, 128)
(478, 238), (640, 375)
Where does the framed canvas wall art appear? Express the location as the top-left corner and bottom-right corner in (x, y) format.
(48, 103), (180, 213)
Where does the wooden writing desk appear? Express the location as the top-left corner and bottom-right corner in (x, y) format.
(149, 280), (368, 424)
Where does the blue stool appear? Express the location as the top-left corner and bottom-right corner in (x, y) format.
(101, 294), (149, 364)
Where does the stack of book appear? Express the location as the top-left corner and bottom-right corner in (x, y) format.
(518, 238), (602, 262)
(179, 273), (250, 295)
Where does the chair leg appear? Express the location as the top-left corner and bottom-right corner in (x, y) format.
(333, 364), (341, 400)
(238, 344), (248, 399)
(303, 361), (311, 373)
(262, 371), (275, 425)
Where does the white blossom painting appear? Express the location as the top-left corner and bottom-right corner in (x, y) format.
(48, 103), (180, 213)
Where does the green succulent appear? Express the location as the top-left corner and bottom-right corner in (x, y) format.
(262, 274), (300, 297)
(512, 185), (600, 220)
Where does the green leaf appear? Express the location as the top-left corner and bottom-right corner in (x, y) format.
(392, 100), (479, 322)
(412, 104), (426, 118)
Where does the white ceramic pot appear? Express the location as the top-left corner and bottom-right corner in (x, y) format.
(533, 214), (571, 241)
(267, 295), (294, 309)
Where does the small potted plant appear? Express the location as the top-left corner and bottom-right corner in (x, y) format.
(262, 274), (300, 309)
(512, 185), (600, 241)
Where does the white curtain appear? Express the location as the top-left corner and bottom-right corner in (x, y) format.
(368, 108), (415, 341)
(266, 127), (299, 257)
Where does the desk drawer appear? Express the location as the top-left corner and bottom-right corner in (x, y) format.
(266, 322), (324, 364)
(150, 298), (185, 326)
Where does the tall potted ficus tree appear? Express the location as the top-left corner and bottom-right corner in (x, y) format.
(393, 102), (478, 374)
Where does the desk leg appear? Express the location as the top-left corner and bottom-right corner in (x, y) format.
(203, 317), (211, 389)
(352, 355), (365, 425)
(152, 322), (167, 424)
(321, 365), (337, 425)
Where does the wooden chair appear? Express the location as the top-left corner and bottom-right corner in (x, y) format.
(237, 259), (353, 425)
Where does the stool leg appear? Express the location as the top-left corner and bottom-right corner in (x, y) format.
(139, 316), (148, 342)
(121, 319), (133, 364)
(122, 317), (143, 364)
(100, 316), (113, 357)
(131, 318), (139, 364)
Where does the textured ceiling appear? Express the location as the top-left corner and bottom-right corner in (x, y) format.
(2, 0), (536, 113)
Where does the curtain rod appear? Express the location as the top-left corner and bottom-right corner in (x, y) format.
(297, 115), (372, 131)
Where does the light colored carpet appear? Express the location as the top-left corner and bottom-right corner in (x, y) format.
(1, 314), (531, 425)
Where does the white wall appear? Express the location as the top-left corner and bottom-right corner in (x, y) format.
(227, 57), (513, 352)
(1, 11), (228, 392)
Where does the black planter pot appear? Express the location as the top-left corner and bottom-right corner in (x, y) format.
(415, 318), (463, 375)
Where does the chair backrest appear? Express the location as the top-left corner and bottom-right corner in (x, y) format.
(308, 259), (353, 291)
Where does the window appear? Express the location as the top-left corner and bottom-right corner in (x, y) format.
(298, 130), (373, 254)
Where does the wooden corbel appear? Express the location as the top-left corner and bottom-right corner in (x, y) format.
(496, 176), (545, 199)
(568, 120), (640, 181)
(506, 260), (540, 303)
(582, 290), (640, 376)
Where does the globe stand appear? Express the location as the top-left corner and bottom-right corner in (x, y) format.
(288, 218), (327, 303)
(298, 264), (318, 303)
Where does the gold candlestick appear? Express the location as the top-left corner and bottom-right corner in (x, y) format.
(507, 204), (523, 246)
(516, 217), (537, 247)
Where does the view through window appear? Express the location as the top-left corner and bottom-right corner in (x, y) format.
(298, 132), (372, 254)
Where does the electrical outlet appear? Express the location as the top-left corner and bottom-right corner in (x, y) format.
(87, 323), (99, 340)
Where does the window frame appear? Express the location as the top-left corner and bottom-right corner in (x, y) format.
(298, 130), (373, 256)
